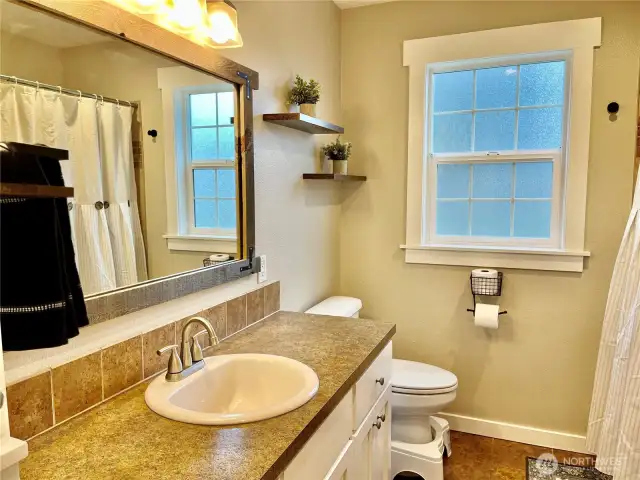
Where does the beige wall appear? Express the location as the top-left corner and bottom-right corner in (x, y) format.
(340, 1), (640, 435)
(225, 1), (343, 311)
(0, 31), (63, 84)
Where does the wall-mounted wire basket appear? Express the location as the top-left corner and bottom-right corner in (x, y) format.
(470, 271), (503, 296)
(467, 271), (506, 316)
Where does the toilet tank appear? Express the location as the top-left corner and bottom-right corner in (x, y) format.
(305, 296), (363, 318)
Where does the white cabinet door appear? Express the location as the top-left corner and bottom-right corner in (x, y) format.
(370, 401), (391, 480)
(347, 428), (371, 480)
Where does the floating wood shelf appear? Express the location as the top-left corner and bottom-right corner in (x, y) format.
(0, 183), (74, 199)
(302, 173), (366, 182)
(263, 113), (344, 134)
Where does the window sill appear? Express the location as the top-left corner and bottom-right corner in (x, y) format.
(400, 244), (590, 272)
(164, 234), (237, 254)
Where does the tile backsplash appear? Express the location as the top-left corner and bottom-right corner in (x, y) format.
(6, 281), (280, 441)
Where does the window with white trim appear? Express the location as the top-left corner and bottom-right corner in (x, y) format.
(402, 18), (601, 272)
(427, 55), (568, 248)
(183, 89), (237, 236)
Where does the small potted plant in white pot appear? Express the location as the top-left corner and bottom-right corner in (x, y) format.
(321, 136), (352, 175)
(287, 74), (320, 117)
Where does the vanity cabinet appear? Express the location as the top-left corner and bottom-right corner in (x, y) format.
(282, 342), (392, 480)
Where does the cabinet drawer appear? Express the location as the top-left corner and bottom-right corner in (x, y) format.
(353, 341), (392, 429)
(284, 392), (353, 480)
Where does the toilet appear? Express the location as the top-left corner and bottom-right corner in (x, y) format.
(306, 297), (458, 480)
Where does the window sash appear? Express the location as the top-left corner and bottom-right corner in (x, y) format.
(182, 90), (238, 236)
(425, 152), (564, 248)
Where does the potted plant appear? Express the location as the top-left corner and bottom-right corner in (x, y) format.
(287, 75), (320, 117)
(321, 136), (352, 175)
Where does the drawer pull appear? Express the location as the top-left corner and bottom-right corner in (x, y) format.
(373, 419), (382, 430)
(377, 413), (386, 423)
(375, 377), (385, 386)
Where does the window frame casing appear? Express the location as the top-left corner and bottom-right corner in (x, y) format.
(402, 18), (601, 272)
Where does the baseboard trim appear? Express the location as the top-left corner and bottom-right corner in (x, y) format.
(438, 412), (592, 454)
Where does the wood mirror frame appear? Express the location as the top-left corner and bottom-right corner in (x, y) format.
(8, 0), (259, 323)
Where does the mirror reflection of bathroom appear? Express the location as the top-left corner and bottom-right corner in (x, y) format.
(0, 1), (240, 307)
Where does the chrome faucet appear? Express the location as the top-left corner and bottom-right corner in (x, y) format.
(157, 316), (219, 382)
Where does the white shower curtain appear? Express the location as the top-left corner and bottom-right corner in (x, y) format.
(587, 167), (640, 479)
(0, 82), (147, 295)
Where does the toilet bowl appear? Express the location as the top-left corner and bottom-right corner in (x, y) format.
(306, 297), (459, 480)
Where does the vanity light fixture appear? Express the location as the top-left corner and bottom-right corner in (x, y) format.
(114, 0), (242, 48)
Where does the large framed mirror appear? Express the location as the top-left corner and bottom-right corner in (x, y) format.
(0, 0), (258, 350)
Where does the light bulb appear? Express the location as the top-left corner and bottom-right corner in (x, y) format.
(208, 11), (234, 43)
(168, 0), (204, 31)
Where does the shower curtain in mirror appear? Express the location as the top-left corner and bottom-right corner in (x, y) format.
(586, 166), (640, 479)
(0, 83), (148, 295)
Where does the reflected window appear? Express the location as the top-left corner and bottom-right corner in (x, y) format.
(182, 88), (237, 235)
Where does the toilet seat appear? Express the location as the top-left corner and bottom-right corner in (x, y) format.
(391, 359), (458, 395)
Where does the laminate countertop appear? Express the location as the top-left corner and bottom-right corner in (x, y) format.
(19, 311), (395, 480)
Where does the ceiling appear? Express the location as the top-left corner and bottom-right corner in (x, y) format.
(1, 1), (110, 49)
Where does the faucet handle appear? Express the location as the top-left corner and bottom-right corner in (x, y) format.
(190, 333), (205, 363)
(157, 344), (183, 375)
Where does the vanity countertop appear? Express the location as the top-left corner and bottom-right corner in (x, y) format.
(19, 311), (395, 480)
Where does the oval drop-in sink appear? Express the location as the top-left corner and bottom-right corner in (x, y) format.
(145, 354), (319, 425)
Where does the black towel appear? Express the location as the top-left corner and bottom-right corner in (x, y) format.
(0, 146), (89, 351)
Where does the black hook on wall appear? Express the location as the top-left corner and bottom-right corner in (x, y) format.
(147, 129), (158, 138)
(607, 102), (620, 114)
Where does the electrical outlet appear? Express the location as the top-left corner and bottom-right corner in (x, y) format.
(258, 255), (267, 283)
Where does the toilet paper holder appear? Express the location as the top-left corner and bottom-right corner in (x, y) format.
(467, 272), (507, 316)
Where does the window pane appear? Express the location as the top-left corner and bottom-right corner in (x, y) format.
(475, 66), (517, 109)
(432, 114), (472, 153)
(433, 70), (473, 113)
(218, 199), (236, 229)
(517, 108), (563, 150)
(437, 164), (469, 199)
(193, 169), (216, 198)
(217, 169), (236, 198)
(436, 201), (469, 236)
(191, 128), (217, 161)
(217, 91), (235, 125)
(195, 199), (217, 228)
(474, 110), (516, 151)
(519, 61), (565, 107)
(190, 93), (217, 126)
(218, 126), (235, 160)
(515, 162), (553, 198)
(472, 163), (512, 199)
(514, 201), (551, 238)
(471, 201), (511, 237)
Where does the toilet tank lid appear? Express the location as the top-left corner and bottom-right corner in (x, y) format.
(305, 296), (363, 317)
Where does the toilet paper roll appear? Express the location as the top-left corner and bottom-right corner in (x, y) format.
(209, 254), (230, 263)
(474, 303), (500, 329)
(471, 268), (498, 279)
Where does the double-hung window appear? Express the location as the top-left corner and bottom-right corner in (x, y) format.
(186, 90), (237, 236)
(428, 56), (568, 248)
(402, 19), (601, 272)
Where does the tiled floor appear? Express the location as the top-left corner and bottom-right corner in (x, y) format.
(396, 431), (596, 480)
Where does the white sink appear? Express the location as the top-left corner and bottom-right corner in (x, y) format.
(144, 354), (319, 425)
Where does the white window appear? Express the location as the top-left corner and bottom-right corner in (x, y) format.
(158, 66), (238, 254)
(427, 55), (568, 248)
(183, 89), (237, 236)
(402, 19), (601, 272)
